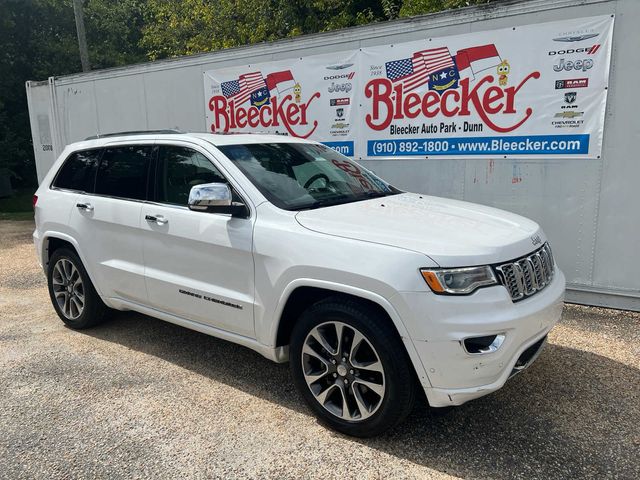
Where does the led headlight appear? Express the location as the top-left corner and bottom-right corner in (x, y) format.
(420, 266), (497, 295)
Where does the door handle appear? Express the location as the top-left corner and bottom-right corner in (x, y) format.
(145, 214), (168, 225)
(76, 202), (94, 212)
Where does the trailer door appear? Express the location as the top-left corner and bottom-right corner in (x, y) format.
(26, 81), (57, 184)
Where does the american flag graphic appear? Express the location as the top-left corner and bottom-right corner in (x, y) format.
(220, 72), (267, 105)
(385, 47), (455, 92)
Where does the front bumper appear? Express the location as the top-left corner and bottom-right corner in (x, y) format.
(393, 268), (565, 407)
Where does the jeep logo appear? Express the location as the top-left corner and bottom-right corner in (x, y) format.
(553, 58), (593, 72)
(328, 82), (352, 93)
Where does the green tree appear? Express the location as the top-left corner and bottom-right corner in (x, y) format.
(0, 0), (147, 188)
(84, 0), (148, 69)
(140, 0), (494, 60)
(400, 0), (493, 17)
(0, 0), (80, 187)
(141, 0), (394, 60)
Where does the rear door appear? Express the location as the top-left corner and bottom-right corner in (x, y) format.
(141, 143), (255, 338)
(69, 143), (153, 304)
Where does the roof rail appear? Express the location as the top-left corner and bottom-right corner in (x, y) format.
(84, 129), (184, 140)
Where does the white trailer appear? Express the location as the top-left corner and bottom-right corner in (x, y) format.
(26, 0), (640, 311)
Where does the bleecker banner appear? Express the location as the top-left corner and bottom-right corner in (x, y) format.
(204, 15), (613, 159)
(360, 15), (613, 159)
(204, 51), (359, 156)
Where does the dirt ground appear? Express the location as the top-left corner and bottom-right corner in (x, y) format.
(0, 220), (638, 479)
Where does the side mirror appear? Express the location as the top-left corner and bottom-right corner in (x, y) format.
(188, 183), (248, 217)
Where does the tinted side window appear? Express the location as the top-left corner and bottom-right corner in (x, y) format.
(52, 150), (101, 192)
(95, 146), (152, 200)
(156, 146), (227, 206)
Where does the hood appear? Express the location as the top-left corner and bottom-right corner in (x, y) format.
(295, 193), (544, 267)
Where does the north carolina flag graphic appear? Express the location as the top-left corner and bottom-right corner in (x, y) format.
(220, 72), (267, 105)
(385, 47), (456, 92)
(454, 44), (502, 79)
(266, 70), (296, 94)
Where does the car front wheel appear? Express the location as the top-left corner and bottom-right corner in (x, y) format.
(290, 296), (416, 437)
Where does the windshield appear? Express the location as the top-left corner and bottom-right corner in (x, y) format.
(218, 143), (400, 210)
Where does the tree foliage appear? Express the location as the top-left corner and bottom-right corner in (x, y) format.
(400, 0), (493, 17)
(0, 0), (146, 187)
(140, 0), (394, 60)
(0, 0), (78, 186)
(0, 0), (492, 187)
(140, 0), (493, 59)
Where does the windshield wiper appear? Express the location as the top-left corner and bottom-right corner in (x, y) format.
(295, 196), (355, 210)
(360, 191), (389, 199)
(296, 191), (400, 210)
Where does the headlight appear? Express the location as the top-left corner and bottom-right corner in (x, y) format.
(420, 266), (497, 295)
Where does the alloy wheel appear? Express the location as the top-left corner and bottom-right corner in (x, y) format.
(51, 258), (85, 320)
(301, 321), (386, 421)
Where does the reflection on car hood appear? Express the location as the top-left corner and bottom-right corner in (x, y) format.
(295, 193), (544, 267)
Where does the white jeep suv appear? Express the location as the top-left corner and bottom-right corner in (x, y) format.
(33, 131), (565, 437)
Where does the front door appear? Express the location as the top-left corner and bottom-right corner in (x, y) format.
(141, 144), (255, 338)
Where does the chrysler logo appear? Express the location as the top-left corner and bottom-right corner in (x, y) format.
(326, 63), (354, 70)
(531, 235), (542, 246)
(553, 33), (599, 43)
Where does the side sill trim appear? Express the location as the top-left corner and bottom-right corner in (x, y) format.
(108, 297), (286, 363)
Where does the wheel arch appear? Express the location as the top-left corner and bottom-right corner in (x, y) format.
(41, 232), (103, 297)
(270, 279), (430, 387)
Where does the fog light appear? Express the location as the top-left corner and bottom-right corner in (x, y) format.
(463, 334), (506, 354)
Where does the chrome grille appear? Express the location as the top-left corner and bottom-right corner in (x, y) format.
(495, 243), (555, 301)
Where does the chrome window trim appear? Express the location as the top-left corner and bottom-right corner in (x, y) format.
(49, 140), (253, 219)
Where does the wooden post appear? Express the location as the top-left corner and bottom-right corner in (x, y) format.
(72, 0), (90, 72)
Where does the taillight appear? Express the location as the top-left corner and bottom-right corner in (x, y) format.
(32, 194), (38, 209)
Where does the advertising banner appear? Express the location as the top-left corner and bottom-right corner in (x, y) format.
(204, 51), (359, 156)
(204, 15), (613, 159)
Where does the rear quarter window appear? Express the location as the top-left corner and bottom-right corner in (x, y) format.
(52, 149), (102, 192)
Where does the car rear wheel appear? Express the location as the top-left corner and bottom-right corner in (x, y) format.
(290, 296), (416, 437)
(47, 248), (110, 329)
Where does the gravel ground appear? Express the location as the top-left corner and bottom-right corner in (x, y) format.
(0, 220), (638, 479)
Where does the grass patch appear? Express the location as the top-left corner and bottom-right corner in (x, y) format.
(0, 211), (34, 221)
(0, 188), (35, 214)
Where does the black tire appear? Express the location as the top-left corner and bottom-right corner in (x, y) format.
(290, 296), (417, 437)
(47, 247), (111, 329)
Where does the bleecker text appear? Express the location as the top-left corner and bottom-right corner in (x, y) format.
(208, 93), (321, 138)
(364, 73), (540, 133)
